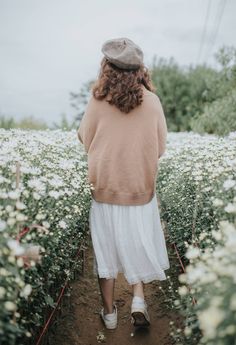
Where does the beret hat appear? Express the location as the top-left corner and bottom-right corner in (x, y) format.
(101, 37), (144, 70)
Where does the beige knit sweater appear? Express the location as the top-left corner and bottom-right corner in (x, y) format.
(77, 85), (168, 205)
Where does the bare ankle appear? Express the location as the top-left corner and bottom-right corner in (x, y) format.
(104, 304), (114, 314)
(132, 281), (144, 299)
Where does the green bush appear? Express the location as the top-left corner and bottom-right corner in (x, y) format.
(151, 58), (218, 132)
(151, 46), (236, 135)
(190, 89), (236, 136)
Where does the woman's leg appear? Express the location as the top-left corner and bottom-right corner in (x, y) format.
(98, 277), (115, 314)
(132, 281), (145, 299)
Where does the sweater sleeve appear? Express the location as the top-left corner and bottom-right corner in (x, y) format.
(156, 96), (168, 158)
(77, 96), (97, 153)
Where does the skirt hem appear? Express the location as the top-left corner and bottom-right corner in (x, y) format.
(94, 265), (170, 285)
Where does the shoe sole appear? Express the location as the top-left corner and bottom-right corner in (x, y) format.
(131, 312), (150, 327)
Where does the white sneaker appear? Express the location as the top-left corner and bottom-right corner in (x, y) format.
(100, 304), (118, 329)
(131, 296), (150, 327)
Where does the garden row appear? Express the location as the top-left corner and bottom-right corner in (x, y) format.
(157, 131), (236, 345)
(0, 129), (91, 345)
(1, 128), (235, 345)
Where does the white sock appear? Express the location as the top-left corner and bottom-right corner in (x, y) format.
(132, 295), (145, 303)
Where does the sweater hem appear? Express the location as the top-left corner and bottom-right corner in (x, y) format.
(91, 189), (155, 205)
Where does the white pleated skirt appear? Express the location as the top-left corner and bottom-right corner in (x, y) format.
(89, 193), (170, 285)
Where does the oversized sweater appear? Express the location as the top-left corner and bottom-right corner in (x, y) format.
(77, 85), (168, 205)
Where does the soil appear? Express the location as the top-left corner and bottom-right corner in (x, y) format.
(47, 240), (183, 345)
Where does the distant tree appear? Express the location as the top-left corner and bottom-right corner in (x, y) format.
(69, 80), (94, 126)
(0, 114), (48, 130)
(0, 114), (16, 129)
(190, 46), (236, 136)
(150, 56), (218, 131)
(50, 113), (77, 131)
(190, 88), (236, 136)
(17, 115), (48, 130)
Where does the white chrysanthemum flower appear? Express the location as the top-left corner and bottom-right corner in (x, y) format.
(16, 213), (27, 222)
(42, 221), (50, 229)
(178, 273), (187, 283)
(48, 176), (64, 188)
(28, 167), (42, 175)
(16, 257), (24, 267)
(198, 307), (225, 339)
(33, 192), (41, 200)
(5, 205), (13, 213)
(186, 246), (201, 259)
(36, 213), (46, 220)
(228, 131), (236, 139)
(211, 230), (222, 241)
(0, 268), (10, 276)
(225, 231), (236, 249)
(8, 255), (15, 263)
(28, 178), (45, 190)
(219, 220), (235, 235)
(178, 286), (188, 296)
(7, 239), (25, 255)
(184, 326), (192, 336)
(4, 301), (17, 311)
(223, 179), (236, 190)
(224, 203), (236, 214)
(15, 201), (26, 210)
(59, 159), (75, 170)
(48, 190), (61, 199)
(199, 232), (207, 240)
(59, 220), (67, 229)
(20, 284), (32, 298)
(0, 220), (7, 232)
(0, 286), (6, 298)
(8, 190), (21, 199)
(0, 192), (8, 199)
(22, 189), (30, 197)
(212, 198), (224, 207)
(186, 266), (206, 284)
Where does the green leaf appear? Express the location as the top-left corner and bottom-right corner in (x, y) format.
(44, 295), (55, 308)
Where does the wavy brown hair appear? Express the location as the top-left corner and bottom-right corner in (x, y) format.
(91, 57), (156, 113)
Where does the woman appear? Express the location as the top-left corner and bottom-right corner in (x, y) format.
(77, 37), (170, 330)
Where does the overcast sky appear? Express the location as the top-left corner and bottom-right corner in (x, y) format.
(0, 0), (235, 125)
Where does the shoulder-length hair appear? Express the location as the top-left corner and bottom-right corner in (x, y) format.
(91, 57), (156, 113)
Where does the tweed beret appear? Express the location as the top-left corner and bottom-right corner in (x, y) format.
(101, 37), (144, 70)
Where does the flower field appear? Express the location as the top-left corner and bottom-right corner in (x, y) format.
(157, 131), (236, 344)
(0, 128), (236, 345)
(0, 129), (91, 344)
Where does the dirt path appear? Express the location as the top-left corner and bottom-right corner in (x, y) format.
(48, 241), (182, 345)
